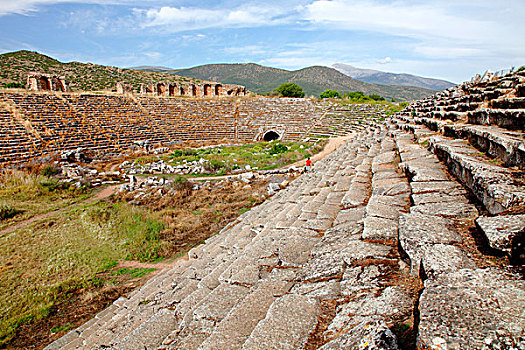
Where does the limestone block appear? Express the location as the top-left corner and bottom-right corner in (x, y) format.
(362, 216), (398, 241)
(399, 213), (462, 274)
(326, 287), (412, 337)
(418, 268), (525, 349)
(198, 279), (291, 350)
(319, 316), (400, 350)
(476, 214), (525, 259)
(241, 294), (319, 350)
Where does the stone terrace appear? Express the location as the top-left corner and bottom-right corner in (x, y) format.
(0, 92), (387, 167)
(46, 89), (524, 348)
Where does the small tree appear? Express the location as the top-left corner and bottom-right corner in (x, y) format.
(344, 91), (365, 100)
(369, 94), (385, 101)
(319, 89), (341, 99)
(275, 83), (305, 98)
(5, 82), (24, 89)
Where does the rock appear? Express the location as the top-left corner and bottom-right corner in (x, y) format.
(326, 287), (412, 337)
(476, 214), (525, 261)
(319, 316), (400, 350)
(418, 268), (525, 349)
(241, 294), (319, 350)
(399, 213), (462, 274)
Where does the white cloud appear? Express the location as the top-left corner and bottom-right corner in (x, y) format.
(303, 0), (525, 61)
(0, 0), (158, 16)
(137, 5), (293, 31)
(377, 57), (391, 64)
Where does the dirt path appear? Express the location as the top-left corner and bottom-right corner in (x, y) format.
(190, 135), (354, 181)
(117, 254), (189, 271)
(0, 185), (119, 237)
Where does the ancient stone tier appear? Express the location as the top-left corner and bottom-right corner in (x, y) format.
(0, 92), (385, 168)
(27, 73), (69, 92)
(139, 82), (246, 97)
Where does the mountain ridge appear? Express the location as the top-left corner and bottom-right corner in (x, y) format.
(332, 63), (455, 90)
(136, 63), (435, 101)
(0, 50), (436, 101)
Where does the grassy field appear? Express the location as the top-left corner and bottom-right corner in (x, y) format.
(0, 175), (166, 345)
(131, 140), (327, 176)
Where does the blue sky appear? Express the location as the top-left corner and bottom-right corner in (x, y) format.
(0, 0), (523, 83)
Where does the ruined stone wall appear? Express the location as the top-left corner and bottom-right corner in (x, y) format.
(27, 73), (69, 92)
(138, 82), (245, 97)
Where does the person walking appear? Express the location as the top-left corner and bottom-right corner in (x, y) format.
(305, 157), (312, 172)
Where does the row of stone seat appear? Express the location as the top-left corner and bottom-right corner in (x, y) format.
(46, 127), (419, 349)
(391, 124), (524, 348)
(47, 117), (524, 349)
(392, 70), (524, 267)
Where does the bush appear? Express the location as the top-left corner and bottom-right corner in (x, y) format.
(0, 203), (21, 220)
(344, 91), (365, 99)
(274, 83), (305, 98)
(171, 175), (193, 194)
(369, 94), (385, 101)
(40, 165), (60, 177)
(319, 89), (341, 99)
(269, 143), (288, 154)
(5, 82), (24, 89)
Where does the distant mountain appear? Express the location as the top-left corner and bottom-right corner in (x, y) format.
(0, 50), (200, 91)
(332, 63), (455, 91)
(141, 63), (435, 101)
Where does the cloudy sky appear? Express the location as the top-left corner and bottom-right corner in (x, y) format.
(0, 0), (523, 83)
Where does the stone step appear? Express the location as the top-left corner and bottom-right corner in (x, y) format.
(475, 214), (525, 263)
(468, 108), (525, 131)
(159, 282), (251, 350)
(443, 124), (525, 169)
(240, 294), (320, 350)
(417, 268), (525, 349)
(428, 136), (525, 215)
(197, 279), (292, 350)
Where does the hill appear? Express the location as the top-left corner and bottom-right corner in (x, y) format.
(156, 63), (435, 101)
(332, 63), (455, 91)
(0, 50), (201, 91)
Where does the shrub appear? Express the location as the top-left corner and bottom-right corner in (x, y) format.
(171, 175), (193, 194)
(344, 91), (365, 99)
(40, 165), (60, 177)
(320, 89), (341, 99)
(269, 143), (288, 154)
(5, 82), (24, 89)
(369, 94), (385, 101)
(0, 203), (22, 220)
(274, 83), (305, 98)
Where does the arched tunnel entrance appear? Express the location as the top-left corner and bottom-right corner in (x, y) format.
(263, 130), (280, 141)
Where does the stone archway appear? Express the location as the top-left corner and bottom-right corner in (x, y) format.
(157, 83), (166, 95)
(203, 84), (212, 97)
(263, 130), (280, 141)
(39, 77), (51, 90)
(169, 84), (176, 96)
(215, 84), (223, 96)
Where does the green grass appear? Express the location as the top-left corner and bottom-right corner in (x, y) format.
(164, 140), (321, 174)
(0, 170), (91, 231)
(0, 200), (164, 345)
(50, 324), (73, 334)
(111, 267), (156, 278)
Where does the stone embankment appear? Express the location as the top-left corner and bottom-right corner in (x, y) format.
(46, 91), (524, 349)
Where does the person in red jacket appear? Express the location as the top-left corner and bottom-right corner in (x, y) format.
(305, 157), (312, 172)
